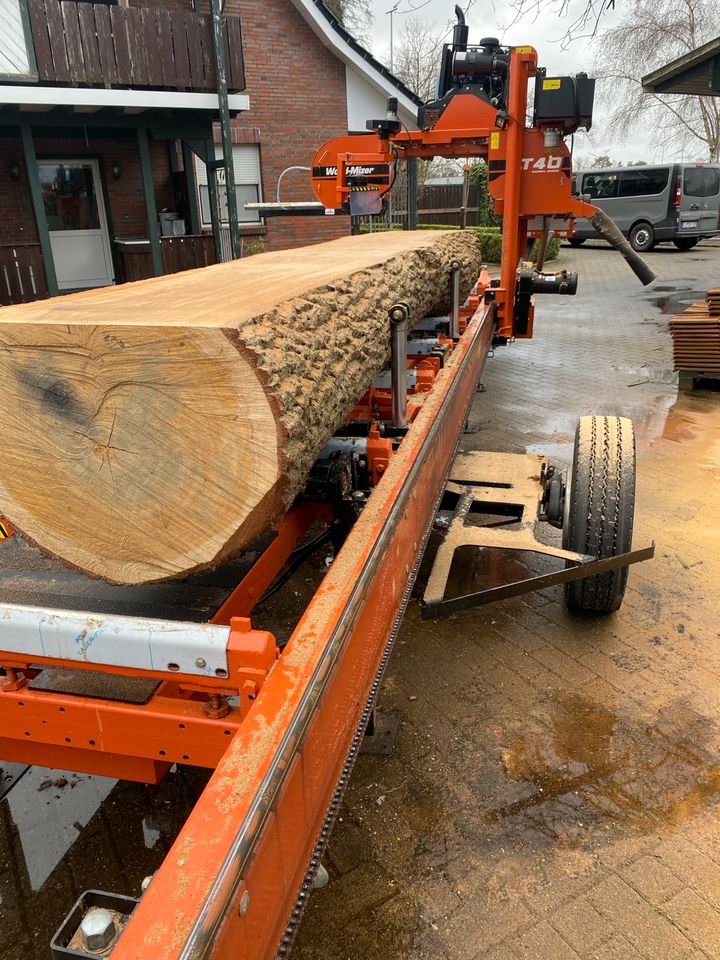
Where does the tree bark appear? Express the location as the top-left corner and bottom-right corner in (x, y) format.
(0, 230), (481, 584)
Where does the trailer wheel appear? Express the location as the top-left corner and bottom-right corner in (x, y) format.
(563, 415), (636, 614)
(629, 222), (655, 252)
(568, 238), (586, 247)
(673, 238), (699, 251)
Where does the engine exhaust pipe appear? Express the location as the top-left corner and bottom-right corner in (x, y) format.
(590, 207), (656, 286)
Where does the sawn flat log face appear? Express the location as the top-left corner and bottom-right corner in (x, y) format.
(0, 230), (481, 584)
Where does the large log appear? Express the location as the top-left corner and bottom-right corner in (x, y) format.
(0, 230), (481, 584)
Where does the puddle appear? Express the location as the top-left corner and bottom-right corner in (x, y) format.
(649, 287), (706, 315)
(489, 692), (720, 848)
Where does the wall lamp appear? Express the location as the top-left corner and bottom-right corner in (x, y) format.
(9, 162), (20, 182)
(112, 160), (121, 180)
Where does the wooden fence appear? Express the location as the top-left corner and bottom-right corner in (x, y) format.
(117, 234), (217, 284)
(27, 0), (244, 91)
(0, 244), (48, 306)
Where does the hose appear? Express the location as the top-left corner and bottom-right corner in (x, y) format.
(276, 166), (312, 207)
(590, 208), (656, 286)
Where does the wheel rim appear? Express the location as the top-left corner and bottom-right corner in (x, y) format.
(635, 228), (650, 248)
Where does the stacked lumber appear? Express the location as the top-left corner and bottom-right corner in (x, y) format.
(0, 230), (481, 585)
(669, 290), (720, 372)
(707, 286), (720, 316)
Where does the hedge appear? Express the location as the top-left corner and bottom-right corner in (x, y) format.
(415, 224), (561, 264)
(357, 222), (560, 264)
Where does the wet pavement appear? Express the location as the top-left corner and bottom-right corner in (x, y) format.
(1, 239), (720, 959)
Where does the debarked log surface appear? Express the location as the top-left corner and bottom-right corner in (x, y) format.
(0, 229), (481, 584)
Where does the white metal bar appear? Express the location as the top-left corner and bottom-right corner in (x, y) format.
(0, 604), (230, 678)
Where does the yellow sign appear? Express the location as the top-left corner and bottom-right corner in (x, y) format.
(543, 78), (562, 90)
(490, 132), (501, 150)
(515, 46), (533, 53)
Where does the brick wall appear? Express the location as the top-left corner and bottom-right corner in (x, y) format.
(0, 0), (352, 267)
(223, 0), (351, 251)
(0, 134), (174, 246)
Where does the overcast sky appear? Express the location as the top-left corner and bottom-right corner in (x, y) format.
(361, 0), (659, 163)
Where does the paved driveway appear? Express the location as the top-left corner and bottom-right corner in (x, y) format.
(291, 240), (720, 960)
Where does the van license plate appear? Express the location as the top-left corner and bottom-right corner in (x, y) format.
(682, 221), (698, 229)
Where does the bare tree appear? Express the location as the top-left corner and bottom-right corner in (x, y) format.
(392, 15), (440, 103)
(323, 0), (373, 43)
(499, 0), (616, 48)
(594, 0), (720, 162)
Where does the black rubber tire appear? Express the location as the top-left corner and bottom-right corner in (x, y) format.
(563, 416), (636, 614)
(673, 238), (699, 251)
(568, 238), (586, 247)
(629, 222), (655, 252)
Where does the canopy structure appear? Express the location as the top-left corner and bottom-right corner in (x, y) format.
(642, 36), (720, 96)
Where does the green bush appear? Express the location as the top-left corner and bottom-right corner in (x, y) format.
(417, 225), (560, 264)
(357, 221), (561, 264)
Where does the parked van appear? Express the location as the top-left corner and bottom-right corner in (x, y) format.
(570, 163), (720, 252)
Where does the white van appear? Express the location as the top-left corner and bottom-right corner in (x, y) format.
(570, 163), (720, 252)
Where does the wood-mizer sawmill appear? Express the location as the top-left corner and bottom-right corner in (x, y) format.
(0, 9), (655, 958)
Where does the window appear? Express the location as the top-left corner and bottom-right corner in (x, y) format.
(0, 0), (37, 80)
(683, 166), (720, 198)
(195, 145), (262, 227)
(618, 168), (669, 197)
(582, 173), (620, 200)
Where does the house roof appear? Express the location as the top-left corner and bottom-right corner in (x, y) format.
(642, 36), (720, 96)
(289, 0), (423, 123)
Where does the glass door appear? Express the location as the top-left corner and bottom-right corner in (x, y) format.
(38, 160), (115, 290)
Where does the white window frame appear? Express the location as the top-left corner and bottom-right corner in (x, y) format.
(195, 145), (263, 228)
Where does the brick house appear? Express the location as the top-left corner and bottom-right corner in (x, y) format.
(0, 0), (419, 305)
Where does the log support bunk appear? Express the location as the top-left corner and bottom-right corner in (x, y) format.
(0, 13), (659, 960)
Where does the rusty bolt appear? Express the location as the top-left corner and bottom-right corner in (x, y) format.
(194, 657), (207, 669)
(205, 694), (230, 719)
(80, 908), (117, 953)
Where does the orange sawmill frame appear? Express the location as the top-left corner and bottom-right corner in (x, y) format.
(0, 270), (493, 959)
(109, 281), (495, 960)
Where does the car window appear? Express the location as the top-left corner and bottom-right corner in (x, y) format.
(683, 167), (720, 198)
(582, 173), (620, 199)
(618, 168), (669, 197)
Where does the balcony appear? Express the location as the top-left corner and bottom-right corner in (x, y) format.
(23, 0), (244, 93)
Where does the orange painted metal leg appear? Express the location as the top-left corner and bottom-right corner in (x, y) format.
(212, 504), (332, 625)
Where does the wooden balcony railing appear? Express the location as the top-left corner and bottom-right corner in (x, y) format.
(0, 243), (48, 306)
(116, 234), (218, 284)
(27, 0), (244, 92)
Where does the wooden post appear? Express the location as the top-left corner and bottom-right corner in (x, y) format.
(137, 125), (163, 277)
(19, 124), (58, 296)
(210, 0), (240, 259)
(407, 157), (418, 230)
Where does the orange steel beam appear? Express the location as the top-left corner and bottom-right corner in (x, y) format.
(0, 684), (243, 781)
(212, 503), (332, 625)
(497, 48), (535, 337)
(0, 619), (278, 780)
(112, 286), (495, 960)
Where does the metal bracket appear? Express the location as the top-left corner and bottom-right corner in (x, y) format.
(449, 259), (462, 339)
(422, 450), (655, 619)
(389, 302), (410, 429)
